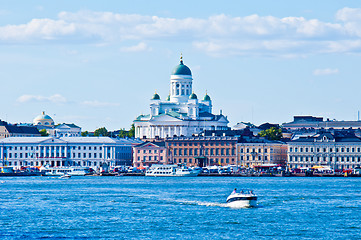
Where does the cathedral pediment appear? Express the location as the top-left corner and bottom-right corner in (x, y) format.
(150, 114), (182, 122)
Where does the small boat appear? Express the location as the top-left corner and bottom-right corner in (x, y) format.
(59, 174), (71, 179)
(226, 189), (257, 208)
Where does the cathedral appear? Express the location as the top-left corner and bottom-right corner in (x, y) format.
(134, 56), (229, 139)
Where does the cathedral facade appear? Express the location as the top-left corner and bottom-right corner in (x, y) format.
(134, 57), (229, 139)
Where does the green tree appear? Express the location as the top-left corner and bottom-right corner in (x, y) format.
(258, 127), (282, 140)
(81, 131), (89, 137)
(94, 127), (108, 137)
(39, 129), (49, 136)
(128, 124), (135, 138)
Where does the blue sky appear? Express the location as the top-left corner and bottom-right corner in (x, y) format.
(1, 0), (361, 131)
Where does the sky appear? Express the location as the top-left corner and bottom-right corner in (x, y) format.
(1, 0), (361, 131)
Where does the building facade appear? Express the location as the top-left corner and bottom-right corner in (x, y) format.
(0, 137), (140, 169)
(288, 132), (361, 170)
(134, 56), (229, 139)
(132, 141), (168, 167)
(237, 138), (288, 168)
(0, 120), (40, 139)
(165, 136), (238, 167)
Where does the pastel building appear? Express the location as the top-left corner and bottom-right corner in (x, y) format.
(132, 141), (168, 167)
(134, 56), (229, 139)
(165, 136), (238, 167)
(237, 138), (288, 168)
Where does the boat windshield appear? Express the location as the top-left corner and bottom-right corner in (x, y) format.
(232, 189), (255, 195)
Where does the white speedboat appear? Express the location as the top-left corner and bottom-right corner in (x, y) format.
(226, 189), (257, 208)
(40, 165), (90, 176)
(145, 164), (199, 177)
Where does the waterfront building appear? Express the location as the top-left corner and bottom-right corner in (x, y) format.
(282, 115), (361, 130)
(165, 136), (238, 167)
(132, 141), (168, 167)
(134, 56), (229, 139)
(0, 137), (141, 169)
(237, 137), (288, 168)
(288, 131), (361, 170)
(0, 120), (40, 139)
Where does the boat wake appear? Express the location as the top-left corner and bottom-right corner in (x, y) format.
(173, 199), (257, 209)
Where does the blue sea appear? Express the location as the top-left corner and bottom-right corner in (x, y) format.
(1, 176), (360, 240)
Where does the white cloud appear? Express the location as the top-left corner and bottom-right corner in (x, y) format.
(81, 100), (120, 107)
(1, 9), (361, 56)
(17, 94), (67, 103)
(313, 68), (339, 76)
(120, 42), (151, 52)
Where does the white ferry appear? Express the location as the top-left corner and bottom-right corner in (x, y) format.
(145, 164), (200, 177)
(226, 189), (257, 208)
(40, 166), (91, 176)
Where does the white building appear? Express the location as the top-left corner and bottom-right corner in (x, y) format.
(134, 56), (229, 139)
(288, 132), (361, 170)
(0, 137), (142, 168)
(48, 124), (82, 137)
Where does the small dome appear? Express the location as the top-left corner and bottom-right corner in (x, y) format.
(189, 93), (198, 100)
(172, 57), (192, 76)
(166, 95), (170, 101)
(33, 111), (54, 126)
(152, 92), (160, 100)
(203, 94), (211, 101)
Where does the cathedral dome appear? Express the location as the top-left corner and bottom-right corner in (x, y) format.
(189, 92), (198, 100)
(172, 59), (192, 76)
(33, 111), (54, 126)
(152, 92), (160, 100)
(203, 93), (211, 101)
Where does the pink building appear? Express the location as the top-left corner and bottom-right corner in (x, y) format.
(132, 141), (168, 167)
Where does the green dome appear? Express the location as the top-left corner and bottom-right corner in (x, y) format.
(172, 60), (192, 76)
(189, 93), (198, 100)
(203, 94), (211, 101)
(166, 95), (170, 101)
(152, 93), (160, 100)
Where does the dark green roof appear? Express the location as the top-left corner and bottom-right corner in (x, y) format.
(189, 93), (198, 100)
(172, 60), (192, 76)
(203, 94), (211, 101)
(152, 93), (160, 100)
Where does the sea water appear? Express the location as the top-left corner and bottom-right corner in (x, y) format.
(0, 176), (360, 240)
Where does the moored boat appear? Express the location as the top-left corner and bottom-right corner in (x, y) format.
(145, 164), (200, 177)
(40, 165), (90, 176)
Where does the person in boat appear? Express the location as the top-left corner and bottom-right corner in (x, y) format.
(232, 188), (237, 194)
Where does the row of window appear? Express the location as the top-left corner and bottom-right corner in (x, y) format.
(137, 149), (164, 154)
(290, 146), (361, 153)
(138, 156), (164, 161)
(2, 146), (110, 151)
(173, 158), (235, 164)
(240, 155), (269, 161)
(169, 142), (233, 147)
(173, 148), (235, 156)
(3, 152), (109, 159)
(290, 156), (361, 163)
(240, 148), (272, 153)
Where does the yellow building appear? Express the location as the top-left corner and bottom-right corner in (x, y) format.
(237, 139), (288, 168)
